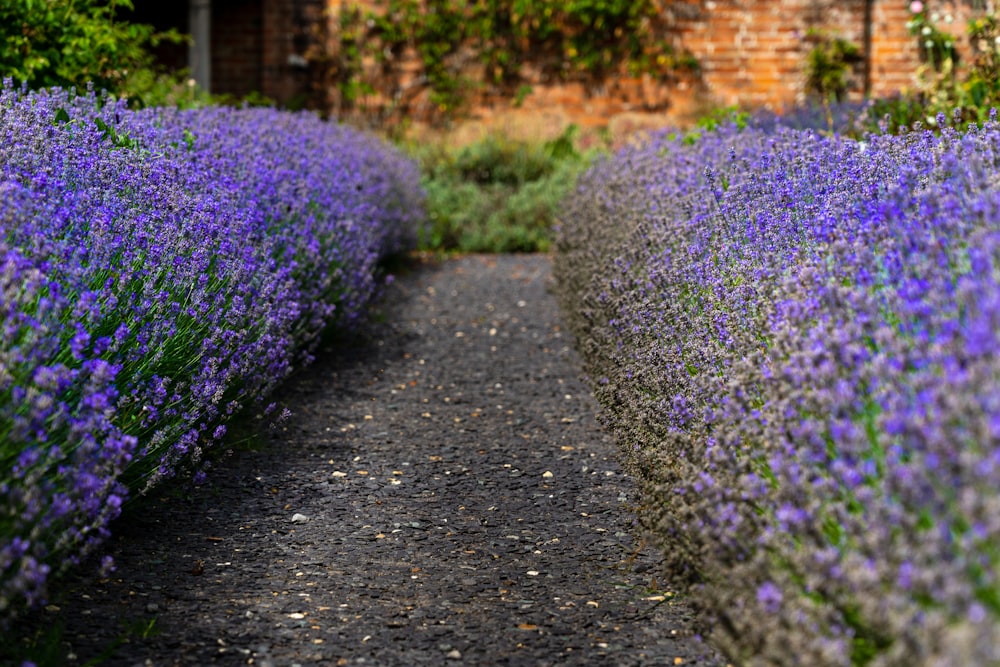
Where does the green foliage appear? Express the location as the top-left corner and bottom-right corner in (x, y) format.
(118, 68), (224, 110)
(878, 7), (1000, 132)
(966, 15), (1000, 105)
(0, 0), (186, 104)
(804, 29), (862, 103)
(94, 116), (141, 150)
(908, 6), (959, 71)
(695, 106), (751, 132)
(1, 618), (68, 667)
(864, 94), (925, 135)
(410, 126), (597, 253)
(512, 84), (533, 107)
(450, 133), (554, 185)
(0, 0), (275, 109)
(329, 0), (696, 122)
(679, 106), (751, 145)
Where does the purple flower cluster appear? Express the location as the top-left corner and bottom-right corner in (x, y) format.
(0, 83), (423, 619)
(554, 115), (1000, 665)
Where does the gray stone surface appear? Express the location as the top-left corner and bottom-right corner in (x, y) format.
(6, 255), (727, 667)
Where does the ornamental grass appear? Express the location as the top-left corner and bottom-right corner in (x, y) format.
(554, 114), (1000, 666)
(0, 83), (424, 620)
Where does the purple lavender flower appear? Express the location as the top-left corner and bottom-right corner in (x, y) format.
(757, 581), (783, 614)
(0, 82), (424, 621)
(554, 113), (1000, 663)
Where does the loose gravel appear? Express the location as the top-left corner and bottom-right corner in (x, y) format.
(5, 254), (728, 667)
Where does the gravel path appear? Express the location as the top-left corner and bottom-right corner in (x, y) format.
(6, 254), (727, 667)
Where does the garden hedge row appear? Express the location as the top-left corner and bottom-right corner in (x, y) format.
(0, 84), (424, 621)
(554, 116), (1000, 666)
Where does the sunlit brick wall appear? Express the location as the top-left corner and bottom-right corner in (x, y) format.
(318, 0), (984, 124)
(672, 0), (979, 110)
(195, 0), (991, 116)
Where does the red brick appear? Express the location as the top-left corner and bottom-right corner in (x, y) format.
(156, 0), (992, 126)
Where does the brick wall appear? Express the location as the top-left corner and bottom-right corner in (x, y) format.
(259, 0), (325, 104)
(137, 1), (986, 128)
(671, 0), (977, 110)
(318, 0), (987, 134)
(130, 0), (324, 106)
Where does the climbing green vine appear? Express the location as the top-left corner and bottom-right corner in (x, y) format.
(803, 28), (862, 104)
(324, 0), (697, 124)
(888, 4), (1000, 128)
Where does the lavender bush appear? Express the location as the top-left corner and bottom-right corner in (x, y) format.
(0, 83), (423, 620)
(554, 115), (1000, 666)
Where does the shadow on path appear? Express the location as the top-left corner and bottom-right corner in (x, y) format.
(6, 255), (727, 667)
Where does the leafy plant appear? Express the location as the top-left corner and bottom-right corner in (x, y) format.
(410, 125), (596, 252)
(908, 3), (959, 71)
(0, 0), (185, 102)
(1, 612), (160, 666)
(325, 0), (697, 125)
(877, 4), (1000, 131)
(963, 13), (1000, 108)
(804, 28), (862, 103)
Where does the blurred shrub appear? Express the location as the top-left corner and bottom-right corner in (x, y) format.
(803, 28), (863, 104)
(410, 127), (595, 253)
(554, 115), (1000, 665)
(875, 4), (1000, 132)
(0, 0), (187, 104)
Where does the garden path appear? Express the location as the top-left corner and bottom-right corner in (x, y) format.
(11, 254), (727, 667)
